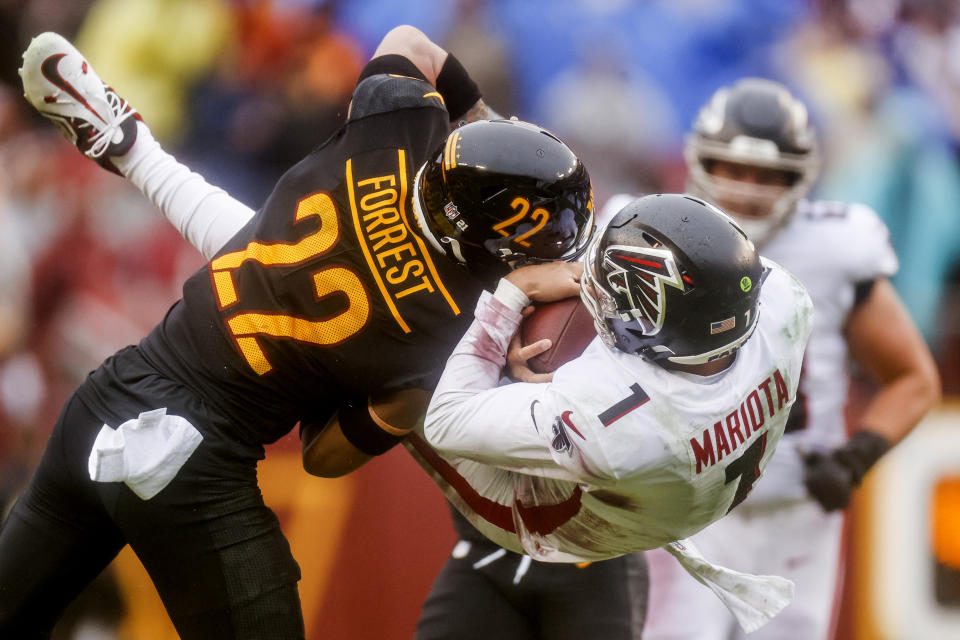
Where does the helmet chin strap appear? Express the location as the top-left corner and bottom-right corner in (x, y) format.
(443, 236), (467, 263)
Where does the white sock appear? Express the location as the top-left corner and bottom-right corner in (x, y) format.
(112, 122), (255, 260)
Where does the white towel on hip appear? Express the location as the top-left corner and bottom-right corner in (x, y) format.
(663, 538), (795, 634)
(87, 407), (203, 500)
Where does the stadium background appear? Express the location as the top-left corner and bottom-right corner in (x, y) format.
(0, 0), (957, 638)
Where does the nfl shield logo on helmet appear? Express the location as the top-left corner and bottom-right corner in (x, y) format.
(443, 201), (460, 220)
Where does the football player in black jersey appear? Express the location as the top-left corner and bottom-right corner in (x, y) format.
(4, 26), (593, 639)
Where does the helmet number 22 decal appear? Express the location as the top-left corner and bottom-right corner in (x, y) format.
(492, 196), (549, 247)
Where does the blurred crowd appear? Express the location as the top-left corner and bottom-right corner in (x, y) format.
(0, 0), (958, 635)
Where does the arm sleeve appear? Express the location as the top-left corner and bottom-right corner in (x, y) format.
(357, 53), (481, 122)
(357, 54), (427, 84)
(846, 203), (898, 281)
(423, 287), (568, 475)
(113, 122), (255, 261)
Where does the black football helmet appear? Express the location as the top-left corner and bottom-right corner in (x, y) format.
(413, 119), (594, 277)
(580, 194), (768, 364)
(685, 78), (820, 246)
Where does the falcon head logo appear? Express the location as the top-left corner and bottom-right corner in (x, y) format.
(601, 245), (687, 335)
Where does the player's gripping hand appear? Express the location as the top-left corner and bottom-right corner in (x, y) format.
(505, 307), (554, 384)
(803, 431), (890, 512)
(504, 262), (582, 303)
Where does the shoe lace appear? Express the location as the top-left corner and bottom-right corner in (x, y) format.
(78, 88), (136, 158)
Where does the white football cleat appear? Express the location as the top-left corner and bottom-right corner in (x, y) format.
(19, 31), (139, 175)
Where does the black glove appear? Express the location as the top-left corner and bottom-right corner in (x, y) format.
(803, 431), (890, 512)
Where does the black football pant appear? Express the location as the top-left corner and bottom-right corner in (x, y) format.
(0, 393), (304, 639)
(415, 534), (648, 640)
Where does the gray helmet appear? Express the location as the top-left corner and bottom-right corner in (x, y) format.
(685, 78), (820, 246)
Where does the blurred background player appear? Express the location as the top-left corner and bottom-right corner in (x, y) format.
(636, 78), (941, 640)
(2, 25), (594, 639)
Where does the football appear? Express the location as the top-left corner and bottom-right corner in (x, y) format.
(520, 296), (597, 374)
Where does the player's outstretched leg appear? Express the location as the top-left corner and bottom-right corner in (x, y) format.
(19, 30), (256, 261)
(19, 31), (139, 175)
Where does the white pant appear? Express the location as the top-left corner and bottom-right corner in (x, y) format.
(644, 500), (844, 640)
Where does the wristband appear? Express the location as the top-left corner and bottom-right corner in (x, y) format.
(338, 398), (412, 456)
(435, 54), (482, 122)
(493, 277), (531, 312)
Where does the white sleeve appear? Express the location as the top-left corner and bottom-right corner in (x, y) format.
(846, 202), (898, 281)
(423, 285), (568, 475)
(113, 121), (255, 261)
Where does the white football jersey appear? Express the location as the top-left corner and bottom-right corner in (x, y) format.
(763, 199), (897, 450)
(408, 260), (813, 562)
(726, 199), (898, 508)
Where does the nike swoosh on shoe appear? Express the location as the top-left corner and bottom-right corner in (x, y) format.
(40, 53), (107, 125)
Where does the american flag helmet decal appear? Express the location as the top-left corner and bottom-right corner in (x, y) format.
(710, 317), (736, 334)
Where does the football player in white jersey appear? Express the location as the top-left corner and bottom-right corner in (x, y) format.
(637, 79), (942, 640)
(410, 192), (814, 632)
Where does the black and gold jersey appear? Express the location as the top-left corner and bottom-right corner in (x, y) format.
(119, 59), (484, 445)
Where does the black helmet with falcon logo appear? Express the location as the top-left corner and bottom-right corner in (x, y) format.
(413, 119), (594, 278)
(580, 194), (767, 364)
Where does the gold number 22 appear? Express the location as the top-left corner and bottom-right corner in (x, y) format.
(492, 196), (550, 247)
(209, 192), (371, 375)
